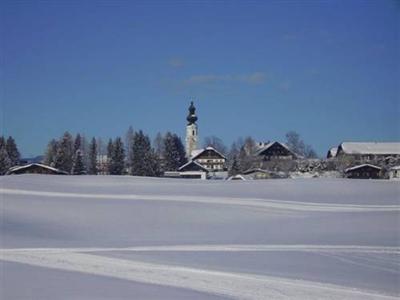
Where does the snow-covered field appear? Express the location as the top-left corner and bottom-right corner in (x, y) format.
(1, 175), (399, 299)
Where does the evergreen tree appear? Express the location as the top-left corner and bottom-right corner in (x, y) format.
(0, 137), (12, 175)
(227, 142), (240, 171)
(72, 150), (86, 175)
(125, 126), (135, 173)
(6, 136), (21, 166)
(131, 130), (161, 177)
(72, 134), (87, 173)
(80, 135), (90, 167)
(228, 154), (241, 176)
(88, 137), (98, 175)
(44, 139), (58, 166)
(163, 132), (186, 171)
(109, 137), (125, 175)
(54, 132), (74, 173)
(106, 138), (114, 174)
(97, 137), (105, 155)
(153, 132), (164, 159)
(74, 133), (82, 154)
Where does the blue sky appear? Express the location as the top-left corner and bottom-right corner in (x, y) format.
(1, 0), (399, 157)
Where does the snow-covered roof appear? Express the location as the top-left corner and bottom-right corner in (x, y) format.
(7, 163), (68, 175)
(227, 174), (246, 181)
(390, 165), (400, 170)
(242, 168), (268, 175)
(191, 146), (227, 160)
(345, 164), (381, 173)
(190, 149), (203, 158)
(338, 142), (400, 155)
(255, 141), (297, 157)
(327, 147), (338, 158)
(178, 160), (209, 172)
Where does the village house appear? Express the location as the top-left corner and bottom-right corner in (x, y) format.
(190, 147), (226, 171)
(178, 146), (227, 179)
(255, 141), (298, 160)
(344, 164), (381, 179)
(336, 142), (400, 160)
(177, 160), (209, 179)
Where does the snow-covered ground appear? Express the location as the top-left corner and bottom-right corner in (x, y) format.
(1, 175), (399, 299)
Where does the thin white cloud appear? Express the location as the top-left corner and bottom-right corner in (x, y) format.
(168, 58), (185, 68)
(184, 72), (266, 85)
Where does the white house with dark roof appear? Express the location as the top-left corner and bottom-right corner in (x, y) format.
(255, 141), (297, 160)
(190, 146), (227, 171)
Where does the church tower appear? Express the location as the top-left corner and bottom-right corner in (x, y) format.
(186, 101), (198, 158)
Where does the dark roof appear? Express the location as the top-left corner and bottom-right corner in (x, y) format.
(242, 168), (268, 175)
(178, 160), (209, 172)
(345, 164), (381, 173)
(7, 163), (68, 175)
(255, 141), (298, 157)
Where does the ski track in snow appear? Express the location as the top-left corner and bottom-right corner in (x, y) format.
(1, 246), (398, 300)
(1, 188), (399, 212)
(2, 244), (400, 254)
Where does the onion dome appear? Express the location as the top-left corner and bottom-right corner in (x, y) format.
(186, 101), (198, 124)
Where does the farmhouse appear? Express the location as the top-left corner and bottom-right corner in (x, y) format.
(255, 141), (297, 160)
(177, 160), (208, 179)
(336, 142), (400, 160)
(344, 164), (381, 179)
(191, 147), (226, 171)
(7, 163), (68, 175)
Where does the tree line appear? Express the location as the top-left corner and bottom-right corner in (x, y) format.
(0, 128), (317, 176)
(0, 136), (21, 175)
(43, 127), (187, 176)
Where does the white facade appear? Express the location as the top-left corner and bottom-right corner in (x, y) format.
(186, 122), (198, 158)
(389, 166), (400, 179)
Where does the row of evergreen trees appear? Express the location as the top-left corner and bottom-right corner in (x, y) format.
(0, 136), (21, 175)
(44, 128), (187, 176)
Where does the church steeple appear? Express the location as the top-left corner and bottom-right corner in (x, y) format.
(186, 101), (198, 125)
(185, 101), (198, 158)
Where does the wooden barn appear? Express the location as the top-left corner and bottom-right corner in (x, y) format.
(344, 164), (381, 179)
(255, 141), (297, 160)
(7, 163), (68, 175)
